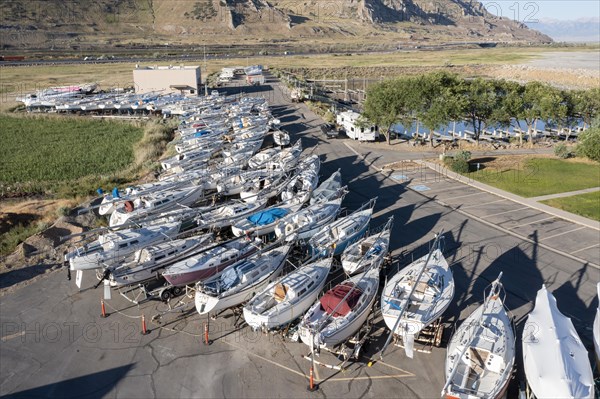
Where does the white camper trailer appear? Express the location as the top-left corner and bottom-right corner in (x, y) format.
(336, 110), (379, 141)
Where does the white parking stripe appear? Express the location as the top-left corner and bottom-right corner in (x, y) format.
(461, 199), (506, 209)
(484, 206), (530, 218)
(540, 226), (586, 241)
(441, 191), (487, 201)
(571, 242), (600, 254)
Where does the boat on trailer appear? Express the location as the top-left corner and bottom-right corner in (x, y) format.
(342, 216), (393, 275)
(274, 197), (344, 242)
(231, 202), (303, 237)
(243, 258), (333, 330)
(298, 267), (379, 349)
(65, 221), (181, 271)
(308, 198), (376, 257)
(380, 232), (453, 358)
(310, 169), (342, 205)
(442, 273), (515, 399)
(108, 234), (214, 287)
(162, 236), (263, 287)
(195, 244), (292, 315)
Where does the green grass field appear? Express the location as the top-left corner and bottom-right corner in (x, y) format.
(467, 158), (600, 198)
(541, 191), (600, 221)
(0, 115), (144, 197)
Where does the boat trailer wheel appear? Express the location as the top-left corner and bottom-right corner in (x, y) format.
(159, 288), (172, 302)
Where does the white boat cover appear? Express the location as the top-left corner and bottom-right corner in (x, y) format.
(523, 285), (594, 399)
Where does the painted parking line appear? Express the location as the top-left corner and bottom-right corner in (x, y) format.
(508, 216), (556, 230)
(223, 339), (414, 383)
(540, 226), (586, 241)
(571, 242), (600, 254)
(391, 174), (409, 182)
(461, 199), (506, 209)
(484, 206), (530, 218)
(440, 191), (487, 201)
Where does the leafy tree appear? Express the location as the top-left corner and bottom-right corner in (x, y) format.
(461, 78), (505, 144)
(413, 72), (463, 146)
(363, 78), (418, 144)
(576, 117), (600, 162)
(572, 88), (600, 128)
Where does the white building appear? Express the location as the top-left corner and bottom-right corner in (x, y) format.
(336, 110), (379, 141)
(133, 65), (201, 95)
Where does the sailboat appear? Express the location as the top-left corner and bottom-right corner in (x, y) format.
(308, 198), (376, 257)
(298, 267), (379, 348)
(442, 273), (515, 399)
(274, 197), (343, 242)
(310, 169), (342, 205)
(342, 216), (393, 275)
(108, 234), (214, 287)
(522, 285), (595, 399)
(243, 258), (333, 331)
(195, 244), (291, 315)
(380, 232), (453, 358)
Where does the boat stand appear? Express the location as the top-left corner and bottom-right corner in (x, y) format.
(151, 285), (197, 324)
(392, 318), (444, 354)
(301, 314), (375, 372)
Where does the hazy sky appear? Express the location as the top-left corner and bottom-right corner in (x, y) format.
(480, 0), (600, 21)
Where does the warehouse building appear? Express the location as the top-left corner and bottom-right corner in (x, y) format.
(133, 65), (201, 95)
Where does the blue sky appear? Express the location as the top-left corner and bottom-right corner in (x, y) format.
(480, 0), (600, 21)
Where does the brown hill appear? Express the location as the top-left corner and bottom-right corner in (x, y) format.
(0, 0), (552, 51)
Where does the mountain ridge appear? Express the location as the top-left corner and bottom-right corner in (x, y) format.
(0, 0), (552, 50)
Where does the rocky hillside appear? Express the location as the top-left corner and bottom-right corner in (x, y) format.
(0, 0), (552, 50)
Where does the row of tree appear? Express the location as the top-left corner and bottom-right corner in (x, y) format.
(361, 72), (600, 145)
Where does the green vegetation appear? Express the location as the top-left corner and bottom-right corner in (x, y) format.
(0, 115), (177, 198)
(0, 221), (48, 256)
(553, 142), (572, 159)
(363, 72), (600, 146)
(541, 191), (600, 221)
(468, 158), (600, 197)
(576, 124), (600, 162)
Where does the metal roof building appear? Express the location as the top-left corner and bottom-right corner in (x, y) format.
(133, 65), (201, 95)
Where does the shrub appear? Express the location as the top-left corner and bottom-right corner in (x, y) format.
(576, 127), (600, 162)
(553, 142), (571, 159)
(454, 150), (471, 162)
(56, 206), (71, 217)
(450, 159), (470, 173)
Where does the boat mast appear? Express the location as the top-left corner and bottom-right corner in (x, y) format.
(378, 230), (444, 360)
(440, 272), (503, 396)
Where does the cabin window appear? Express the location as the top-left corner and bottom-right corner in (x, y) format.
(298, 288), (306, 296)
(119, 243), (128, 249)
(307, 281), (314, 289)
(131, 240), (139, 245)
(155, 255), (165, 261)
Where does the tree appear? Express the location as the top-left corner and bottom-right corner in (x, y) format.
(461, 78), (503, 144)
(413, 72), (463, 147)
(362, 78), (416, 145)
(572, 88), (600, 128)
(501, 81), (563, 146)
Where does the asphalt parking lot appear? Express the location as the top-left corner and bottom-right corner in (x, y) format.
(1, 76), (598, 398)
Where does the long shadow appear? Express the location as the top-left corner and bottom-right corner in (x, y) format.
(5, 364), (134, 398)
(0, 262), (59, 290)
(552, 263), (596, 345)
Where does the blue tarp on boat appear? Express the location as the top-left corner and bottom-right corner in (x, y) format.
(247, 208), (289, 226)
(193, 130), (211, 138)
